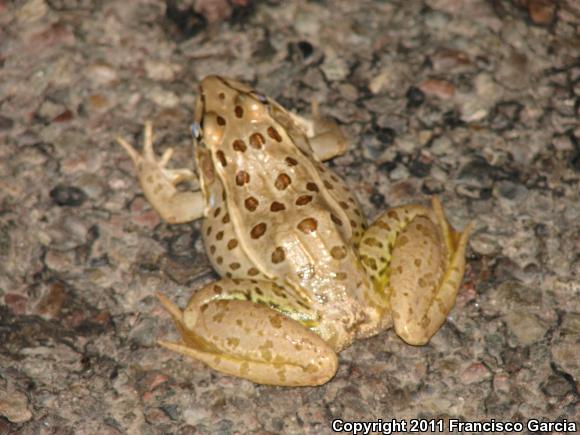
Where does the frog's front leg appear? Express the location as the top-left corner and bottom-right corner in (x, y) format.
(156, 280), (337, 386)
(360, 198), (473, 345)
(290, 101), (348, 161)
(116, 121), (204, 224)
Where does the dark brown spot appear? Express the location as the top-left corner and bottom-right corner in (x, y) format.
(306, 182), (319, 192)
(397, 234), (409, 247)
(217, 116), (226, 126)
(363, 238), (383, 248)
(275, 173), (291, 190)
(230, 262), (241, 270)
(213, 207), (221, 217)
(377, 221), (391, 231)
(216, 231), (224, 241)
(350, 219), (358, 228)
(206, 226), (212, 236)
(323, 180), (333, 190)
(330, 214), (343, 226)
(295, 195), (313, 206)
(297, 218), (318, 234)
(339, 201), (349, 210)
(235, 106), (244, 118)
(236, 170), (250, 186)
(227, 239), (238, 250)
(245, 196), (259, 211)
(209, 245), (216, 254)
(270, 201), (286, 212)
(251, 223), (267, 239)
(222, 213), (230, 224)
(249, 132), (265, 149)
(285, 157), (298, 166)
(232, 139), (246, 152)
(270, 315), (282, 328)
(271, 247), (285, 264)
(248, 267), (260, 276)
(361, 255), (377, 271)
(213, 284), (223, 294)
(267, 126), (282, 142)
(216, 150), (227, 167)
(330, 246), (347, 260)
(216, 256), (223, 265)
(218, 92), (225, 100)
(388, 210), (399, 220)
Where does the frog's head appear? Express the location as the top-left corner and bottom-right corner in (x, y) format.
(193, 76), (270, 148)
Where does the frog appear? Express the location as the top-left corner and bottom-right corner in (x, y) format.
(116, 75), (473, 386)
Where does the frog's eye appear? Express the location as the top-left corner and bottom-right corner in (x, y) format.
(191, 122), (201, 139)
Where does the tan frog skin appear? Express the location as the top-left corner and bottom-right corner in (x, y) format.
(117, 76), (473, 387)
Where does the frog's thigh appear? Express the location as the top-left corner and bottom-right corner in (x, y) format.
(117, 122), (204, 224)
(389, 215), (469, 345)
(157, 282), (337, 386)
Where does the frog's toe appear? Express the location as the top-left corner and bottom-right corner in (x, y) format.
(116, 136), (142, 166)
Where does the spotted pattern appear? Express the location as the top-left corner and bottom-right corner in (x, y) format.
(271, 247), (285, 264)
(275, 173), (291, 190)
(233, 139), (247, 152)
(236, 171), (250, 186)
(249, 132), (265, 149)
(270, 201), (285, 212)
(297, 218), (318, 234)
(251, 223), (267, 239)
(245, 196), (259, 211)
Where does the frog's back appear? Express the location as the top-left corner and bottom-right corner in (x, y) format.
(200, 78), (365, 303)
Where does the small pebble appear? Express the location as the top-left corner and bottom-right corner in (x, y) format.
(86, 62), (118, 86)
(0, 389), (32, 423)
(527, 0), (557, 25)
(0, 115), (14, 130)
(505, 311), (547, 346)
(459, 362), (492, 385)
(405, 86), (425, 108)
(418, 79), (455, 99)
(50, 185), (87, 206)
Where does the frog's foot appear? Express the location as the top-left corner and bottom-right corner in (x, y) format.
(116, 121), (204, 224)
(156, 279), (337, 386)
(290, 100), (348, 161)
(360, 197), (473, 345)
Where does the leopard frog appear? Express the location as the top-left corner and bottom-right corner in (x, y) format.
(117, 76), (472, 386)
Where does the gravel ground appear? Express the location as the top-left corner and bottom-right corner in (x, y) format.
(1, 0), (579, 433)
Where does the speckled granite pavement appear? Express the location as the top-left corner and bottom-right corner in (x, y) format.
(0, 0), (578, 433)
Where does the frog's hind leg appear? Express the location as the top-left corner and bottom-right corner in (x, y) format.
(156, 279), (337, 386)
(116, 121), (204, 224)
(290, 101), (348, 161)
(359, 198), (473, 345)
